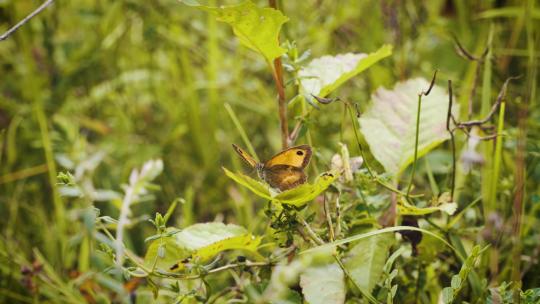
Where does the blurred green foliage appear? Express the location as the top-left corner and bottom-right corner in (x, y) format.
(1, 0), (539, 303)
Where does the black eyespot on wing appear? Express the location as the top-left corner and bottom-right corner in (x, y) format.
(297, 151), (304, 155)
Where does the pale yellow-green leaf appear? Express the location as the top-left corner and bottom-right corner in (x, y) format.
(224, 167), (338, 207)
(273, 172), (338, 207)
(359, 78), (459, 176)
(223, 167), (272, 200)
(191, 234), (263, 262)
(145, 223), (263, 272)
(175, 222), (248, 250)
(181, 0), (288, 62)
(299, 45), (392, 98)
(144, 234), (191, 272)
(398, 197), (458, 216)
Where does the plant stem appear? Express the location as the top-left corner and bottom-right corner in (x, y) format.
(270, 60), (288, 150)
(447, 80), (456, 200)
(512, 0), (535, 296)
(268, 0), (288, 149)
(298, 216), (324, 246)
(406, 93), (423, 198)
(0, 0), (54, 41)
(116, 185), (135, 266)
(323, 195), (335, 242)
(481, 25), (494, 217)
(488, 100), (506, 208)
(405, 72), (436, 200)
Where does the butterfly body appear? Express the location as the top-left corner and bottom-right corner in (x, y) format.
(233, 144), (312, 191)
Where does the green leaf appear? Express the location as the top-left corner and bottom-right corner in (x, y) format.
(343, 233), (394, 294)
(359, 78), (459, 176)
(300, 263), (346, 304)
(263, 247), (335, 302)
(477, 7), (540, 19)
(224, 167), (338, 207)
(175, 222), (248, 249)
(182, 0), (288, 62)
(299, 45), (392, 98)
(398, 197), (457, 216)
(273, 173), (338, 206)
(223, 167), (272, 200)
(145, 223), (262, 271)
(191, 234), (263, 261)
(177, 223), (262, 263)
(144, 234), (190, 271)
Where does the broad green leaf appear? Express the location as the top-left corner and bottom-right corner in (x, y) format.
(224, 167), (338, 207)
(263, 248), (336, 302)
(359, 78), (459, 176)
(343, 233), (394, 294)
(299, 45), (392, 98)
(300, 263), (345, 304)
(145, 223), (262, 271)
(175, 222), (248, 250)
(181, 0), (288, 62)
(191, 234), (263, 261)
(144, 234), (190, 271)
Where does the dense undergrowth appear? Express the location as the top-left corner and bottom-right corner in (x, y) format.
(0, 0), (539, 303)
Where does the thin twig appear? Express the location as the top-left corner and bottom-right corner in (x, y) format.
(451, 34), (488, 120)
(451, 33), (488, 62)
(288, 114), (308, 145)
(455, 76), (520, 128)
(0, 0), (54, 42)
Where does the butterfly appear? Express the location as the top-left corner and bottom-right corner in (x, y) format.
(232, 144), (312, 191)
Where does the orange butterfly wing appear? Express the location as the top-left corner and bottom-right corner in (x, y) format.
(232, 144), (312, 191)
(263, 145), (312, 169)
(260, 166), (306, 191)
(232, 144), (258, 168)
